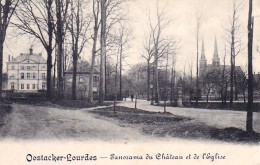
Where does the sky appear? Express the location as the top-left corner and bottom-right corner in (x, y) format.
(3, 0), (260, 74)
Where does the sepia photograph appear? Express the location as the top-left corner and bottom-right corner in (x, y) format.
(0, 0), (259, 164)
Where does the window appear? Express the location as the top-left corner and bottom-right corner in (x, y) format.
(42, 82), (46, 90)
(32, 66), (36, 70)
(9, 75), (15, 79)
(68, 77), (72, 83)
(32, 84), (36, 89)
(27, 73), (30, 79)
(20, 73), (24, 79)
(42, 73), (46, 79)
(11, 82), (15, 90)
(42, 66), (46, 70)
(79, 77), (84, 83)
(27, 84), (30, 89)
(27, 66), (30, 70)
(93, 76), (99, 82)
(33, 73), (36, 79)
(21, 84), (24, 89)
(20, 66), (24, 70)
(11, 65), (15, 70)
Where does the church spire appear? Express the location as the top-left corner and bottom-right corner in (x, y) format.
(200, 38), (207, 76)
(212, 36), (220, 67)
(214, 36), (218, 58)
(201, 38), (206, 59)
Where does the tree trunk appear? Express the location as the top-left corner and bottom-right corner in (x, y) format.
(234, 60), (238, 100)
(119, 43), (122, 100)
(53, 49), (57, 89)
(196, 27), (199, 106)
(46, 0), (54, 99)
(0, 40), (3, 102)
(46, 48), (53, 99)
(56, 0), (64, 99)
(147, 61), (150, 101)
(99, 0), (106, 104)
(230, 45), (234, 106)
(170, 67), (173, 105)
(246, 0), (253, 133)
(88, 25), (98, 103)
(72, 54), (78, 100)
(154, 47), (159, 103)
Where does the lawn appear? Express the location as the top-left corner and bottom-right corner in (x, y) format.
(0, 104), (12, 128)
(90, 106), (260, 143)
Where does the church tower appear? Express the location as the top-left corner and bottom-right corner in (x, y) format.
(212, 37), (220, 67)
(199, 39), (207, 77)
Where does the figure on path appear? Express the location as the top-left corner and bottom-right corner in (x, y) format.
(131, 94), (134, 101)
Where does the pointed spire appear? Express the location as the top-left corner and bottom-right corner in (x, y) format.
(201, 38), (206, 59)
(212, 36), (220, 67)
(214, 36), (218, 58)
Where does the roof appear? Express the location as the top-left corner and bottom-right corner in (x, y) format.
(65, 61), (99, 74)
(8, 53), (46, 64)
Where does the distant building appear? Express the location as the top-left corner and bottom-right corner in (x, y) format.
(6, 48), (47, 92)
(64, 61), (99, 99)
(199, 37), (244, 78)
(199, 37), (245, 98)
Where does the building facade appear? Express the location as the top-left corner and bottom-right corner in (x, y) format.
(64, 61), (99, 100)
(7, 48), (47, 92)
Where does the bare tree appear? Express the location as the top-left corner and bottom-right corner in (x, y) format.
(99, 0), (128, 103)
(142, 30), (154, 101)
(55, 0), (69, 99)
(195, 11), (202, 106)
(0, 0), (19, 102)
(116, 23), (132, 100)
(188, 58), (193, 104)
(221, 44), (228, 103)
(202, 69), (221, 103)
(99, 0), (106, 103)
(170, 56), (176, 105)
(67, 0), (91, 100)
(14, 0), (55, 99)
(149, 0), (170, 103)
(88, 0), (101, 103)
(226, 0), (243, 105)
(246, 0), (253, 133)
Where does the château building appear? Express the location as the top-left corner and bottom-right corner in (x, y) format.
(6, 48), (47, 92)
(64, 61), (99, 99)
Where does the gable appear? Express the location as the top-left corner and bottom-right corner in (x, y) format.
(20, 59), (37, 64)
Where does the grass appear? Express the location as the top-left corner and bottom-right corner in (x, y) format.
(0, 104), (12, 128)
(89, 106), (260, 143)
(156, 101), (260, 112)
(51, 100), (112, 109)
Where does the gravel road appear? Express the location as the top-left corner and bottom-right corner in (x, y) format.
(0, 104), (147, 141)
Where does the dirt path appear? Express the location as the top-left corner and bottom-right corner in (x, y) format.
(0, 104), (147, 141)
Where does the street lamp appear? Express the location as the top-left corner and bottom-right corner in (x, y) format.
(150, 84), (154, 105)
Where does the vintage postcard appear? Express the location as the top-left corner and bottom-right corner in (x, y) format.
(0, 0), (259, 164)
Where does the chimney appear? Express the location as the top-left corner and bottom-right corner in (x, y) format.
(8, 55), (10, 61)
(29, 48), (33, 55)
